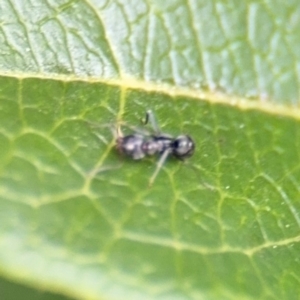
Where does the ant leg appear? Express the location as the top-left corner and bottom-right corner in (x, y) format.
(148, 148), (171, 187)
(85, 120), (116, 145)
(116, 124), (123, 138)
(144, 110), (161, 134)
(143, 110), (149, 125)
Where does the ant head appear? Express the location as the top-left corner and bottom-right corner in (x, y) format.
(173, 135), (195, 159)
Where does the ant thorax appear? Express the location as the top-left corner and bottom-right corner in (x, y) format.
(142, 135), (173, 156)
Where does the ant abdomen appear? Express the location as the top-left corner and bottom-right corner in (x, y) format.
(117, 134), (145, 160)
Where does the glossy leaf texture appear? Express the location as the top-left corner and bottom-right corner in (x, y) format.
(0, 1), (300, 300)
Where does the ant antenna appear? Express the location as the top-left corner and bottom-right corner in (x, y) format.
(148, 148), (171, 187)
(144, 110), (161, 134)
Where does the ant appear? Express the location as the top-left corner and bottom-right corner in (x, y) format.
(116, 110), (195, 185)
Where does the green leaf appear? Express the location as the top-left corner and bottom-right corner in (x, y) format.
(1, 1), (300, 300)
(0, 276), (73, 300)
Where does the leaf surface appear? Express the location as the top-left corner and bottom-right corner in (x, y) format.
(0, 1), (300, 300)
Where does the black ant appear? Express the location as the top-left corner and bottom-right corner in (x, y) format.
(116, 110), (195, 185)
